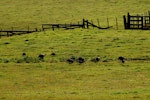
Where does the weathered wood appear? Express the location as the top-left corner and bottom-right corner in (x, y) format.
(124, 12), (150, 30)
(141, 17), (144, 29)
(107, 17), (109, 28)
(84, 19), (111, 29)
(0, 30), (37, 33)
(116, 17), (118, 30)
(82, 19), (85, 28)
(0, 28), (38, 37)
(42, 23), (84, 31)
(123, 15), (127, 29)
(127, 12), (130, 29)
(42, 18), (112, 31)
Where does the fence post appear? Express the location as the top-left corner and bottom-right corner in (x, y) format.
(82, 19), (85, 28)
(0, 29), (1, 38)
(149, 11), (150, 23)
(65, 23), (67, 29)
(52, 25), (54, 31)
(35, 28), (38, 32)
(87, 20), (89, 29)
(141, 17), (143, 29)
(116, 17), (118, 30)
(123, 15), (127, 29)
(28, 25), (30, 32)
(97, 18), (100, 27)
(42, 25), (44, 31)
(7, 32), (9, 37)
(86, 20), (89, 29)
(127, 12), (130, 29)
(107, 17), (109, 28)
(58, 24), (60, 30)
(137, 15), (139, 29)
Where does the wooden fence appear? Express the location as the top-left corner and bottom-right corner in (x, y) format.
(42, 23), (84, 31)
(123, 11), (150, 30)
(83, 19), (112, 29)
(1, 11), (149, 38)
(0, 18), (112, 38)
(42, 19), (112, 31)
(0, 27), (38, 37)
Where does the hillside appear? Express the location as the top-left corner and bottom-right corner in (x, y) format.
(0, 0), (150, 100)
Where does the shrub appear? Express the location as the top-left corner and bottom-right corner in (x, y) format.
(17, 56), (40, 63)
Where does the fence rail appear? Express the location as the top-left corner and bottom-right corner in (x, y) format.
(42, 19), (112, 31)
(42, 23), (84, 31)
(0, 29), (38, 37)
(123, 11), (150, 30)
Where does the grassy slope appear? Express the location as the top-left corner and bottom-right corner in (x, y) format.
(0, 29), (150, 100)
(0, 0), (150, 100)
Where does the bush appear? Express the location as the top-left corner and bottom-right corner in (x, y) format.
(16, 56), (40, 63)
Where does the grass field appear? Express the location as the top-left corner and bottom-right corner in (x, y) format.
(0, 0), (150, 29)
(0, 0), (150, 100)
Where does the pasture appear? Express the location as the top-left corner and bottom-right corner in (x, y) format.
(0, 0), (150, 99)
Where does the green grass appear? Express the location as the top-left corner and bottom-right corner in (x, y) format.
(0, 0), (149, 29)
(0, 0), (150, 99)
(0, 29), (150, 100)
(0, 29), (150, 62)
(0, 62), (149, 100)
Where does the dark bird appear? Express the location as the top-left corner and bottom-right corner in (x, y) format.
(66, 56), (76, 64)
(91, 57), (100, 62)
(118, 56), (125, 63)
(77, 57), (85, 64)
(22, 53), (26, 56)
(51, 53), (56, 56)
(67, 59), (74, 64)
(38, 54), (45, 60)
